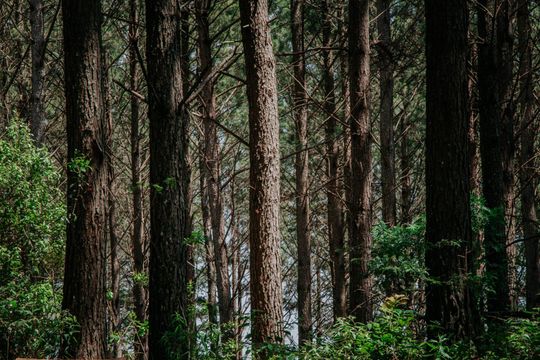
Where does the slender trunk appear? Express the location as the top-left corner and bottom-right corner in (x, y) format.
(517, 0), (539, 310)
(321, 0), (346, 320)
(101, 46), (122, 358)
(146, 0), (191, 358)
(496, 0), (517, 311)
(128, 1), (148, 358)
(348, 0), (373, 323)
(425, 0), (481, 340)
(477, 0), (511, 312)
(61, 0), (107, 357)
(239, 0), (284, 353)
(201, 157), (218, 335)
(376, 0), (396, 227)
(196, 0), (233, 337)
(399, 114), (412, 224)
(29, 0), (46, 144)
(291, 0), (312, 344)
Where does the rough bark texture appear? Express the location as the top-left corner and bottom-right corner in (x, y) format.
(321, 0), (347, 320)
(348, 0), (373, 323)
(376, 0), (396, 227)
(101, 46), (122, 359)
(146, 0), (191, 358)
(517, 0), (539, 310)
(477, 0), (512, 313)
(196, 0), (233, 334)
(239, 0), (284, 353)
(29, 0), (46, 144)
(128, 1), (147, 358)
(425, 0), (480, 340)
(291, 0), (312, 344)
(339, 2), (352, 276)
(61, 0), (107, 357)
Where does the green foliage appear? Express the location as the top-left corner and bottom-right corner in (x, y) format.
(0, 121), (75, 358)
(0, 121), (65, 274)
(371, 217), (427, 295)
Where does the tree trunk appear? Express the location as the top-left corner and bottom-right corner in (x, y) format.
(29, 0), (46, 144)
(517, 0), (539, 310)
(61, 0), (107, 357)
(348, 0), (373, 323)
(321, 0), (346, 320)
(376, 0), (396, 227)
(477, 0), (512, 313)
(101, 45), (122, 359)
(146, 0), (191, 358)
(196, 0), (234, 337)
(291, 0), (312, 344)
(425, 0), (480, 340)
(128, 1), (147, 358)
(239, 0), (284, 353)
(399, 114), (412, 225)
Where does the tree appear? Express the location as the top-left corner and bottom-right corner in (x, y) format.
(517, 0), (539, 310)
(29, 0), (45, 144)
(291, 0), (312, 344)
(146, 0), (191, 358)
(477, 0), (513, 312)
(239, 0), (284, 352)
(196, 0), (233, 337)
(321, 0), (347, 320)
(128, 0), (147, 358)
(425, 0), (480, 340)
(376, 0), (396, 227)
(61, 0), (107, 357)
(348, 0), (373, 323)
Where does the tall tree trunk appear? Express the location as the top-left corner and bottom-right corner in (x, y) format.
(399, 114), (412, 224)
(196, 0), (233, 336)
(291, 0), (312, 344)
(339, 1), (352, 276)
(425, 0), (480, 340)
(101, 45), (121, 359)
(321, 0), (346, 320)
(497, 0), (517, 311)
(29, 0), (46, 144)
(348, 0), (373, 323)
(146, 0), (191, 358)
(61, 0), (107, 357)
(128, 1), (147, 358)
(517, 0), (539, 310)
(376, 0), (396, 227)
(477, 0), (512, 312)
(239, 0), (284, 354)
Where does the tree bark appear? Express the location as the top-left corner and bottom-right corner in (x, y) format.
(517, 0), (539, 310)
(399, 114), (412, 225)
(29, 0), (46, 144)
(128, 1), (148, 358)
(146, 0), (191, 358)
(376, 0), (396, 227)
(61, 0), (107, 357)
(321, 0), (347, 320)
(291, 0), (312, 345)
(196, 0), (233, 336)
(239, 0), (284, 353)
(477, 0), (512, 312)
(425, 0), (480, 340)
(348, 0), (373, 323)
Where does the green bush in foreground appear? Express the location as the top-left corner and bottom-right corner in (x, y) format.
(0, 121), (76, 359)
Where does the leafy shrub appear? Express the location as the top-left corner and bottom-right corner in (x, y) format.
(0, 121), (75, 359)
(371, 217), (427, 297)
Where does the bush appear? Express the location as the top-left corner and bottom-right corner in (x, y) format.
(0, 121), (75, 359)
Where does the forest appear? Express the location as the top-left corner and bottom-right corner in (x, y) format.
(0, 0), (539, 359)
